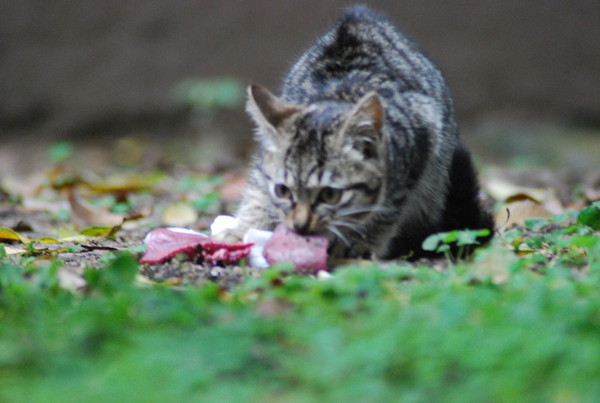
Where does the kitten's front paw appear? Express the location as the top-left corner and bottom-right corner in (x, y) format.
(210, 215), (245, 243)
(213, 228), (246, 244)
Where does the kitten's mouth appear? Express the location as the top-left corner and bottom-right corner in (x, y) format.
(285, 203), (321, 235)
(284, 203), (375, 244)
(284, 222), (339, 245)
(284, 220), (323, 236)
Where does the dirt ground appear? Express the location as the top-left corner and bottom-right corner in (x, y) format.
(1, 117), (598, 288)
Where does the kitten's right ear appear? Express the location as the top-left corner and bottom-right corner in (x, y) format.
(246, 84), (300, 133)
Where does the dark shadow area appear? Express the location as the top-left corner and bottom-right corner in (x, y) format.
(1, 1), (599, 175)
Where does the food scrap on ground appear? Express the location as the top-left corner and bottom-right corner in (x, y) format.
(140, 227), (253, 265)
(263, 224), (329, 275)
(142, 216), (330, 274)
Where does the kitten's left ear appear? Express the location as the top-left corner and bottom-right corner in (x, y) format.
(246, 84), (301, 132)
(340, 92), (384, 158)
(346, 92), (384, 134)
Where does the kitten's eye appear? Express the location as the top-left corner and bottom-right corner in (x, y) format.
(274, 184), (291, 199)
(318, 187), (343, 204)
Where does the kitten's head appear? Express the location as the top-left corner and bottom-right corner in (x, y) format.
(247, 84), (387, 243)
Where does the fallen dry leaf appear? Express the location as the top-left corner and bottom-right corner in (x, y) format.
(162, 201), (198, 227)
(0, 226), (31, 243)
(67, 187), (123, 227)
(85, 172), (162, 196)
(486, 177), (550, 203)
(487, 174), (566, 231)
(584, 171), (600, 202)
(3, 245), (26, 255)
(495, 199), (554, 230)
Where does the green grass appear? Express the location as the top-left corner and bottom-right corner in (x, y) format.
(1, 209), (600, 402)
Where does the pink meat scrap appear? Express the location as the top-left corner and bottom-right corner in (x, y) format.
(263, 224), (329, 274)
(140, 228), (253, 265)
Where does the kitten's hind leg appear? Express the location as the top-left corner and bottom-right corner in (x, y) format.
(442, 142), (494, 244)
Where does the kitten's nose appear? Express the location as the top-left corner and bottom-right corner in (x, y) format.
(288, 203), (314, 234)
(293, 220), (311, 234)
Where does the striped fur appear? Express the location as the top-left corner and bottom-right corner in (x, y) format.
(224, 5), (493, 259)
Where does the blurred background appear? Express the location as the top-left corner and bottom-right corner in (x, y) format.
(1, 0), (599, 175)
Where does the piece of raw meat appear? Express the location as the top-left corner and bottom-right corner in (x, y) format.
(263, 224), (329, 274)
(140, 227), (252, 265)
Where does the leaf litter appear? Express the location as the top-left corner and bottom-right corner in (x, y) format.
(0, 140), (599, 289)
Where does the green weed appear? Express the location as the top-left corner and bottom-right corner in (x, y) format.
(0, 208), (599, 402)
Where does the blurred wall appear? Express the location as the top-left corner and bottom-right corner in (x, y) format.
(1, 0), (599, 142)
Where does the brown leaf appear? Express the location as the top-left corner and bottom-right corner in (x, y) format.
(85, 172), (163, 199)
(67, 187), (123, 227)
(504, 193), (542, 204)
(495, 199), (554, 230)
(485, 176), (549, 204)
(584, 171), (600, 202)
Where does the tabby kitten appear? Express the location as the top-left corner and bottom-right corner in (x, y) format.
(223, 5), (493, 259)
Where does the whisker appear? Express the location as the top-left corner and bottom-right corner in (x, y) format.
(336, 204), (392, 218)
(328, 224), (351, 247)
(331, 219), (367, 240)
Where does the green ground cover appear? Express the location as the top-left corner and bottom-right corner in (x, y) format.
(1, 203), (599, 402)
(1, 135), (599, 402)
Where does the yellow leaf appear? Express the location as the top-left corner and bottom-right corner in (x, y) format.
(87, 172), (163, 194)
(0, 227), (31, 243)
(162, 202), (198, 227)
(37, 237), (61, 243)
(79, 226), (115, 237)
